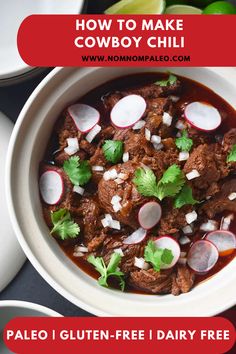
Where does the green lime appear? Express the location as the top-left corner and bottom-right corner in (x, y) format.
(203, 1), (236, 13)
(166, 0), (188, 5)
(105, 0), (166, 14)
(165, 4), (202, 13)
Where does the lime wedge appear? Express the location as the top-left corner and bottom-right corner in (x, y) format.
(105, 0), (166, 14)
(165, 4), (202, 14)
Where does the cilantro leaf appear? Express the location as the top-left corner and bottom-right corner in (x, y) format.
(133, 165), (185, 201)
(175, 130), (193, 152)
(227, 144), (236, 163)
(63, 156), (92, 186)
(87, 253), (125, 290)
(133, 167), (158, 197)
(102, 140), (124, 164)
(156, 164), (185, 201)
(50, 208), (80, 240)
(155, 74), (177, 87)
(144, 241), (174, 272)
(174, 184), (198, 209)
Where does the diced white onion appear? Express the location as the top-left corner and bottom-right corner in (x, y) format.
(145, 128), (151, 141)
(179, 235), (191, 245)
(85, 124), (101, 143)
(122, 152), (129, 163)
(200, 220), (218, 232)
(185, 211), (198, 224)
(114, 248), (124, 257)
(103, 169), (118, 181)
(169, 95), (180, 103)
(111, 195), (122, 205)
(220, 214), (234, 230)
(92, 165), (104, 172)
(151, 135), (161, 144)
(178, 257), (187, 265)
(179, 151), (189, 161)
(113, 202), (122, 212)
(176, 132), (181, 138)
(118, 172), (128, 180)
(132, 120), (146, 130)
(134, 257), (149, 270)
(101, 218), (110, 228)
(64, 137), (79, 156)
(228, 192), (236, 201)
(182, 225), (193, 234)
(180, 251), (187, 257)
(73, 251), (84, 257)
(75, 246), (88, 253)
(102, 214), (120, 230)
(153, 143), (164, 151)
(162, 112), (172, 127)
(110, 220), (121, 230)
(186, 169), (200, 180)
(175, 120), (185, 130)
(115, 178), (124, 185)
(73, 185), (85, 195)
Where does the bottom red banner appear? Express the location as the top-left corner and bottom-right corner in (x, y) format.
(3, 317), (235, 354)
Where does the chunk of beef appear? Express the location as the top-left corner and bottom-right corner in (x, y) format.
(98, 161), (147, 228)
(202, 179), (236, 218)
(124, 80), (181, 100)
(223, 128), (236, 153)
(75, 197), (102, 243)
(159, 202), (192, 236)
(54, 150), (87, 166)
(123, 130), (154, 160)
(102, 91), (123, 111)
(55, 111), (82, 148)
(129, 269), (173, 294)
(183, 144), (229, 189)
(175, 266), (195, 293)
(87, 231), (107, 252)
(80, 139), (96, 156)
(142, 149), (179, 180)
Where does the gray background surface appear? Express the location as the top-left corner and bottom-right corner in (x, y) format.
(0, 0), (235, 318)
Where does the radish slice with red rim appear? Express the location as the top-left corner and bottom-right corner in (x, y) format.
(184, 102), (221, 131)
(39, 170), (64, 205)
(205, 230), (236, 256)
(138, 202), (162, 230)
(68, 103), (100, 133)
(111, 94), (146, 129)
(123, 228), (147, 245)
(153, 236), (180, 269)
(187, 240), (219, 273)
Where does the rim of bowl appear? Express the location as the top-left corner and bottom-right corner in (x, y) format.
(5, 67), (236, 317)
(0, 300), (62, 317)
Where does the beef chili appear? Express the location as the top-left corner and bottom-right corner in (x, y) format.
(39, 72), (236, 296)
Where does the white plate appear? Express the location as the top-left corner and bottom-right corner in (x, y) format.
(6, 67), (236, 316)
(0, 300), (62, 354)
(0, 0), (84, 80)
(0, 112), (25, 293)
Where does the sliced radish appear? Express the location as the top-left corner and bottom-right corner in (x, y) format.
(206, 230), (236, 256)
(123, 228), (147, 245)
(187, 240), (219, 273)
(68, 103), (100, 133)
(184, 102), (221, 131)
(39, 170), (64, 205)
(111, 95), (146, 129)
(138, 202), (162, 230)
(153, 236), (180, 269)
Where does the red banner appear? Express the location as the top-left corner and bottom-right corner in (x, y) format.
(4, 317), (236, 354)
(17, 15), (235, 67)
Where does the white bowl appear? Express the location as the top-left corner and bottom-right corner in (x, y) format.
(0, 300), (62, 353)
(6, 67), (236, 316)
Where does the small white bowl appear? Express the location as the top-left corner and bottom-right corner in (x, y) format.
(6, 67), (236, 316)
(0, 300), (62, 353)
